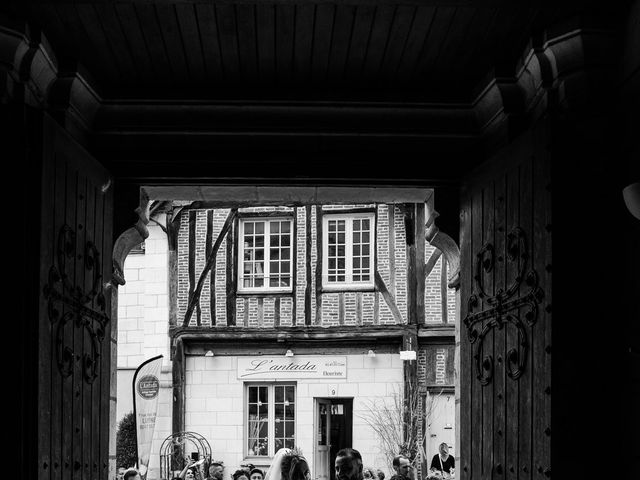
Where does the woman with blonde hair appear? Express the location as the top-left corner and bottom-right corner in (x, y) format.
(264, 448), (310, 480)
(429, 443), (454, 478)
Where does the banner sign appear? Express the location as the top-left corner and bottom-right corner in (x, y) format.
(133, 355), (163, 479)
(237, 356), (347, 379)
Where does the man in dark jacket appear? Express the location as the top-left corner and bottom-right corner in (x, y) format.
(389, 455), (413, 480)
(335, 448), (363, 480)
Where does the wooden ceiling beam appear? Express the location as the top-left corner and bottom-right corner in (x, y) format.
(143, 185), (434, 204)
(20, 1), (528, 7)
(94, 102), (477, 134)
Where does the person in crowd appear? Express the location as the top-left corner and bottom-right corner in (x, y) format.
(240, 462), (255, 477)
(264, 447), (310, 480)
(179, 456), (206, 480)
(250, 467), (265, 480)
(233, 469), (250, 480)
(389, 455), (413, 480)
(334, 448), (363, 480)
(375, 469), (385, 480)
(123, 469), (141, 480)
(185, 466), (203, 480)
(209, 461), (225, 480)
(429, 443), (454, 478)
(362, 467), (376, 480)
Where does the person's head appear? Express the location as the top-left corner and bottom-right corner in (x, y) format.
(240, 463), (255, 476)
(281, 451), (310, 480)
(438, 443), (449, 457)
(209, 463), (225, 480)
(186, 467), (198, 480)
(362, 467), (376, 480)
(123, 469), (141, 480)
(233, 469), (250, 480)
(392, 456), (411, 477)
(250, 468), (264, 480)
(375, 470), (385, 480)
(334, 448), (363, 480)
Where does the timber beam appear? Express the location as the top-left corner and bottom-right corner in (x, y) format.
(170, 325), (413, 344)
(170, 324), (455, 344)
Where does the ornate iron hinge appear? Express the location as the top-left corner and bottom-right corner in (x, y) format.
(463, 227), (544, 385)
(43, 224), (110, 383)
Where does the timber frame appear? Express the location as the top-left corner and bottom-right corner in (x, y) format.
(168, 324), (455, 435)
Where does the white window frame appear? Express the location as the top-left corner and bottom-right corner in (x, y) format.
(244, 382), (297, 459)
(238, 217), (294, 294)
(322, 212), (375, 290)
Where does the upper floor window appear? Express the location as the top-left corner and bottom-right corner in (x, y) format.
(322, 213), (375, 290)
(238, 218), (293, 293)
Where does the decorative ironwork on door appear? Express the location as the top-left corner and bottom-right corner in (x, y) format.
(463, 227), (544, 385)
(43, 224), (110, 383)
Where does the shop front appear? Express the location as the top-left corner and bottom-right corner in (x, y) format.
(182, 345), (405, 480)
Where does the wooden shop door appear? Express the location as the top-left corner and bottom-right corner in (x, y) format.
(315, 398), (353, 480)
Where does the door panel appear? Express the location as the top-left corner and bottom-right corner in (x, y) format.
(425, 392), (455, 463)
(38, 114), (114, 480)
(328, 400), (353, 480)
(315, 399), (332, 480)
(459, 135), (551, 480)
(315, 399), (354, 480)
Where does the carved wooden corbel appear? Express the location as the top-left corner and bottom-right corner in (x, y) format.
(0, 18), (101, 144)
(0, 21), (47, 105)
(473, 21), (617, 149)
(424, 193), (461, 289)
(111, 188), (151, 286)
(48, 70), (101, 144)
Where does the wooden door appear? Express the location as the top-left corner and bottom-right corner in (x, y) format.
(37, 114), (114, 480)
(328, 400), (353, 480)
(315, 399), (332, 480)
(459, 132), (551, 480)
(425, 392), (455, 464)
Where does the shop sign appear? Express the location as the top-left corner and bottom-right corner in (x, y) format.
(237, 356), (347, 379)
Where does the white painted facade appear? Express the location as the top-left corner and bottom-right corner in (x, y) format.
(184, 353), (402, 479)
(116, 216), (173, 479)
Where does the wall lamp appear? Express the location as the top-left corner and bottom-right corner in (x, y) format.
(204, 350), (214, 357)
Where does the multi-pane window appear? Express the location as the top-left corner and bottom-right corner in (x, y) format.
(246, 384), (296, 457)
(239, 218), (293, 293)
(322, 213), (375, 289)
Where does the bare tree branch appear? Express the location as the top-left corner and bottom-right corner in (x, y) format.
(357, 382), (441, 477)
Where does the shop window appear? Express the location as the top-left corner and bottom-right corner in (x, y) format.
(238, 218), (293, 293)
(246, 383), (296, 457)
(322, 213), (375, 290)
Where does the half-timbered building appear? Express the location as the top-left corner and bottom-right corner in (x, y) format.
(116, 195), (459, 479)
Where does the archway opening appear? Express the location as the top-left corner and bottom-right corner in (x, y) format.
(110, 184), (461, 480)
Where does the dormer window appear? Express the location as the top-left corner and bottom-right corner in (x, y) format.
(238, 217), (293, 293)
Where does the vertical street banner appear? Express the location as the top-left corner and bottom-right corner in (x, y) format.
(133, 355), (163, 479)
